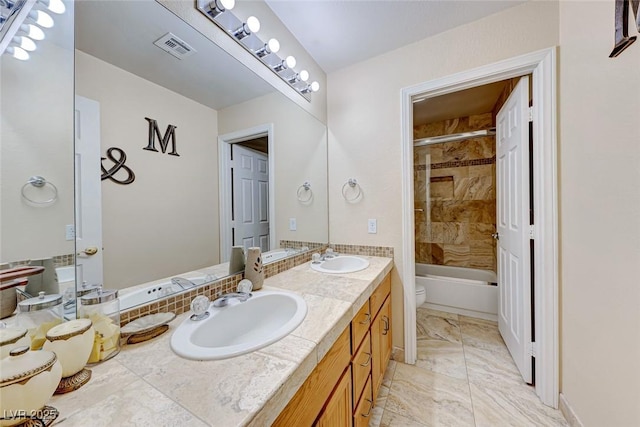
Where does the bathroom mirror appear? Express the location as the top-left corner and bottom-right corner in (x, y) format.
(73, 1), (328, 301)
(0, 1), (76, 316)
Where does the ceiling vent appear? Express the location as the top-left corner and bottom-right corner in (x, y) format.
(153, 32), (196, 60)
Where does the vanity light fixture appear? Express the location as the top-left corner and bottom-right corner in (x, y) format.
(255, 38), (279, 57)
(273, 55), (295, 72)
(12, 35), (36, 51)
(28, 9), (53, 28)
(202, 0), (234, 19)
(233, 15), (259, 40)
(38, 0), (65, 14)
(196, 0), (320, 100)
(5, 45), (29, 60)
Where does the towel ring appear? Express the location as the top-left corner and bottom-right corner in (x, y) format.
(297, 181), (312, 203)
(342, 178), (362, 202)
(21, 176), (58, 205)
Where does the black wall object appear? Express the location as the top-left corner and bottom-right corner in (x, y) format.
(143, 117), (179, 156)
(101, 147), (135, 185)
(610, 0), (640, 57)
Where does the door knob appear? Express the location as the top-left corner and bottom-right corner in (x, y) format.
(492, 233), (500, 240)
(80, 247), (98, 256)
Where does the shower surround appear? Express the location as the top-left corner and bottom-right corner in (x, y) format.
(414, 112), (497, 272)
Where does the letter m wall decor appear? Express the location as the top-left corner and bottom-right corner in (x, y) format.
(610, 0), (640, 57)
(144, 117), (179, 156)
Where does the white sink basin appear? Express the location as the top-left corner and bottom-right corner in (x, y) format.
(170, 290), (307, 360)
(310, 256), (370, 274)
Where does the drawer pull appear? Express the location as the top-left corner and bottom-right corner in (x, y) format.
(359, 352), (372, 367)
(359, 312), (371, 324)
(360, 399), (373, 418)
(382, 316), (389, 335)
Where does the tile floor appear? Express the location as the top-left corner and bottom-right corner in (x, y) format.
(369, 307), (568, 427)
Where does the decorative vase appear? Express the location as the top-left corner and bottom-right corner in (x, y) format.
(244, 247), (264, 290)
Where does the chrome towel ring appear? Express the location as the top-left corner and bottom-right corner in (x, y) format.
(297, 181), (312, 202)
(342, 178), (362, 202)
(21, 176), (58, 205)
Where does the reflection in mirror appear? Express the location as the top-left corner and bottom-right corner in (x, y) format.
(73, 0), (328, 311)
(0, 1), (75, 319)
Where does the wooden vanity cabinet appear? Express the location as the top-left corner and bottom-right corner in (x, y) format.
(274, 273), (391, 427)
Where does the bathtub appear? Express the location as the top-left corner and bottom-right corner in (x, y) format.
(416, 264), (498, 320)
(119, 276), (210, 311)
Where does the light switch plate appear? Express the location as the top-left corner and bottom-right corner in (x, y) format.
(289, 218), (297, 231)
(65, 224), (75, 241)
(368, 219), (377, 234)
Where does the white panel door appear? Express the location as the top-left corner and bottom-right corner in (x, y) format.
(232, 144), (269, 253)
(75, 96), (104, 287)
(496, 76), (532, 384)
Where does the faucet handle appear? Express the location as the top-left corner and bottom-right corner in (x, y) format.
(237, 279), (253, 293)
(190, 295), (210, 321)
(311, 253), (321, 264)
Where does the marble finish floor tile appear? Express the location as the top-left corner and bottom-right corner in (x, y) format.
(386, 363), (475, 427)
(416, 308), (461, 343)
(416, 339), (467, 380)
(372, 310), (567, 427)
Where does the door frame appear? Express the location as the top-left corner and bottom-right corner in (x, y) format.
(218, 123), (275, 262)
(400, 47), (558, 407)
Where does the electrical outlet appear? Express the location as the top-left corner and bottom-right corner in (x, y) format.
(289, 218), (297, 231)
(65, 224), (75, 241)
(368, 219), (377, 234)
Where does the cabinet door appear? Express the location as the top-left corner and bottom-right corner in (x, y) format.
(316, 367), (353, 427)
(371, 296), (392, 401)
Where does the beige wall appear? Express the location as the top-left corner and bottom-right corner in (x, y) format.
(559, 1), (640, 425)
(1, 41), (75, 263)
(218, 92), (328, 245)
(75, 51), (219, 289)
(327, 0), (559, 349)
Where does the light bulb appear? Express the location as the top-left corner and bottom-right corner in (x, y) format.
(20, 24), (45, 40)
(310, 81), (320, 92)
(285, 55), (296, 69)
(255, 38), (280, 57)
(246, 16), (260, 33)
(29, 10), (54, 28)
(267, 38), (280, 54)
(299, 70), (309, 82)
(6, 46), (30, 61)
(39, 0), (65, 14)
(13, 36), (37, 52)
(204, 0), (234, 18)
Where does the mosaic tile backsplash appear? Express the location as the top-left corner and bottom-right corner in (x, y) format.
(414, 112), (497, 272)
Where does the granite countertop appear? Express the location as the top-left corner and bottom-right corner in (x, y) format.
(50, 256), (394, 427)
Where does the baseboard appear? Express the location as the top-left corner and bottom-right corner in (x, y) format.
(559, 393), (584, 427)
(422, 302), (498, 322)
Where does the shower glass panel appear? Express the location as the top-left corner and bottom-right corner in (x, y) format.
(413, 113), (497, 273)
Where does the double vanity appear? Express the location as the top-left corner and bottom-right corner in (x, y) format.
(49, 255), (394, 426)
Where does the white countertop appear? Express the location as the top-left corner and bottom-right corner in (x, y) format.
(50, 256), (394, 427)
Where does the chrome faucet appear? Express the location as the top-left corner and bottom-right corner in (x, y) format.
(212, 292), (251, 307)
(171, 277), (196, 290)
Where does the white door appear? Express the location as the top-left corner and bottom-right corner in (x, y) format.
(496, 76), (532, 384)
(232, 144), (269, 252)
(75, 96), (104, 287)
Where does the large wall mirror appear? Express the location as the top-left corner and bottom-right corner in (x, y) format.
(0, 0), (328, 317)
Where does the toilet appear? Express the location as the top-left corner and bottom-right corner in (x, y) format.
(415, 283), (426, 308)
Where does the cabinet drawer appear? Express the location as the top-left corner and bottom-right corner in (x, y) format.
(353, 375), (373, 427)
(351, 300), (370, 353)
(370, 274), (390, 317)
(351, 332), (371, 402)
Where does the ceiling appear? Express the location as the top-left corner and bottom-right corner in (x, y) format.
(264, 0), (527, 73)
(75, 1), (275, 110)
(413, 80), (508, 126)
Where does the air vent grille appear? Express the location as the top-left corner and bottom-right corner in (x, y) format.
(153, 32), (196, 60)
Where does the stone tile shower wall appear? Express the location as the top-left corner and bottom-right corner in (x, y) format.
(414, 112), (497, 272)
